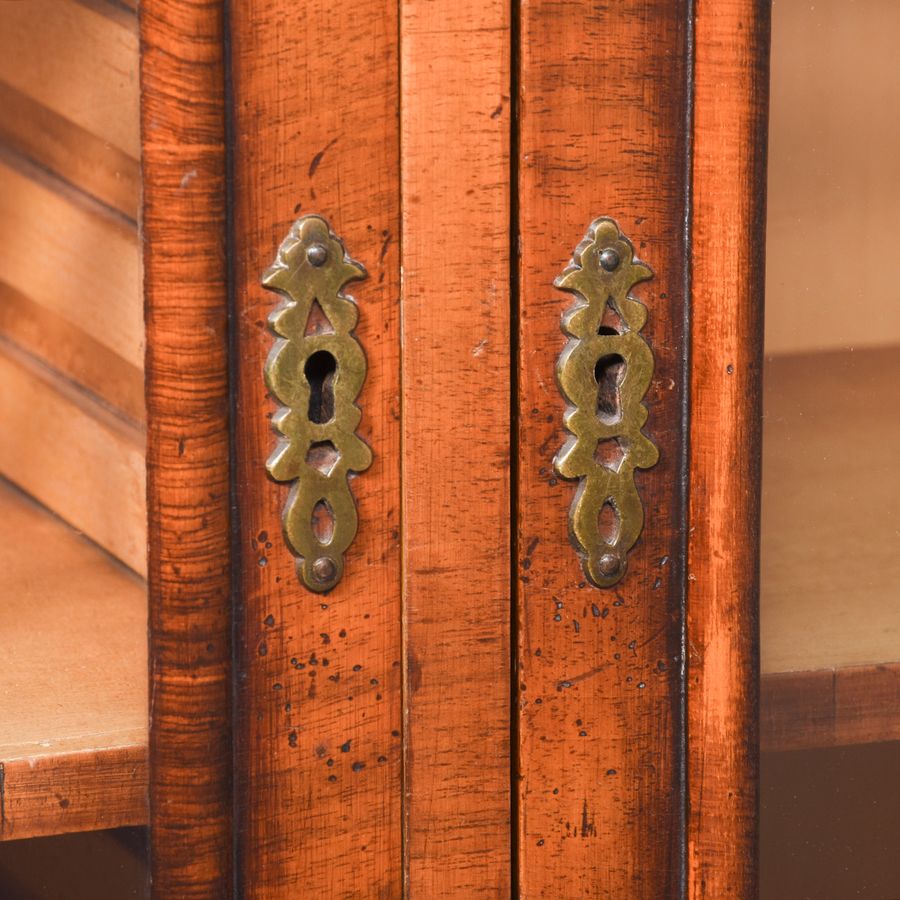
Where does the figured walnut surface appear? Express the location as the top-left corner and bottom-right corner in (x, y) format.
(141, 0), (234, 894)
(229, 0), (402, 893)
(0, 480), (147, 841)
(516, 1), (691, 895)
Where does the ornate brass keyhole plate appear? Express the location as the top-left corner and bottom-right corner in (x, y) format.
(262, 215), (372, 592)
(554, 217), (659, 588)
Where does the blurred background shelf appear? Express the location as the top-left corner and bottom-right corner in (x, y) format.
(0, 480), (147, 841)
(760, 347), (900, 752)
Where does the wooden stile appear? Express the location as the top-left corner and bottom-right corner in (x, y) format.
(686, 0), (771, 897)
(515, 1), (692, 895)
(399, 0), (513, 893)
(141, 0), (233, 895)
(229, 0), (403, 894)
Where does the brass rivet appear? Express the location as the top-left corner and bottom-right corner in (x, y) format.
(599, 248), (620, 272)
(307, 243), (328, 267)
(311, 556), (337, 583)
(597, 552), (621, 577)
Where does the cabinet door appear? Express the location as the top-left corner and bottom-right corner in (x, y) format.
(141, 1), (770, 897)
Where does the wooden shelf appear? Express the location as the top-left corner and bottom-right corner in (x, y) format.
(760, 346), (900, 752)
(0, 480), (147, 840)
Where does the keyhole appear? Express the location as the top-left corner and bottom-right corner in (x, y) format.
(594, 353), (625, 424)
(305, 350), (337, 424)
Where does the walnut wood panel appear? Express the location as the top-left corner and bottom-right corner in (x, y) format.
(0, 481), (147, 841)
(0, 0), (139, 161)
(687, 2), (770, 898)
(229, 0), (402, 894)
(0, 152), (142, 373)
(141, 0), (232, 895)
(0, 342), (145, 574)
(400, 0), (512, 894)
(516, 2), (691, 895)
(0, 79), (139, 219)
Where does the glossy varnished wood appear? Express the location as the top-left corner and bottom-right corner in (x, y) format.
(141, 0), (233, 895)
(686, 1), (770, 897)
(229, 0), (402, 894)
(515, 2), (691, 895)
(400, 0), (512, 893)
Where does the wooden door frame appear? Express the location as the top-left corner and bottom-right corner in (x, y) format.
(141, 0), (771, 896)
(141, 1), (233, 896)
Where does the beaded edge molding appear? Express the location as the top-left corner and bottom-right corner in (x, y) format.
(553, 217), (659, 588)
(262, 215), (372, 593)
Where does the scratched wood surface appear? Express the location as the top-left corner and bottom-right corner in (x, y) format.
(229, 0), (402, 894)
(141, 0), (233, 895)
(400, 0), (512, 894)
(686, 1), (770, 897)
(515, 1), (691, 895)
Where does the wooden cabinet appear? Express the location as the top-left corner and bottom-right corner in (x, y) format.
(3, 0), (896, 896)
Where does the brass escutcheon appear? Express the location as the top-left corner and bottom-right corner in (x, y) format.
(554, 217), (659, 588)
(262, 215), (372, 592)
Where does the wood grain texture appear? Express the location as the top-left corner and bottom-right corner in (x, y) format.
(0, 480), (147, 841)
(0, 0), (139, 160)
(761, 665), (900, 753)
(686, 1), (770, 898)
(516, 2), (691, 896)
(229, 0), (402, 894)
(0, 749), (147, 843)
(400, 0), (512, 894)
(0, 79), (140, 219)
(141, 0), (232, 895)
(0, 342), (146, 574)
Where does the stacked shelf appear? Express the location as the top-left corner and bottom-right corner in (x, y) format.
(0, 481), (147, 840)
(0, 0), (147, 844)
(760, 347), (900, 751)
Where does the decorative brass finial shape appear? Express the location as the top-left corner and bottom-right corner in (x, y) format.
(262, 215), (372, 592)
(554, 217), (659, 588)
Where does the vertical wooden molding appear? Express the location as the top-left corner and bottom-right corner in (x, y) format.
(229, 0), (403, 895)
(399, 0), (513, 893)
(687, 0), (771, 897)
(141, 1), (233, 896)
(516, 1), (692, 895)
